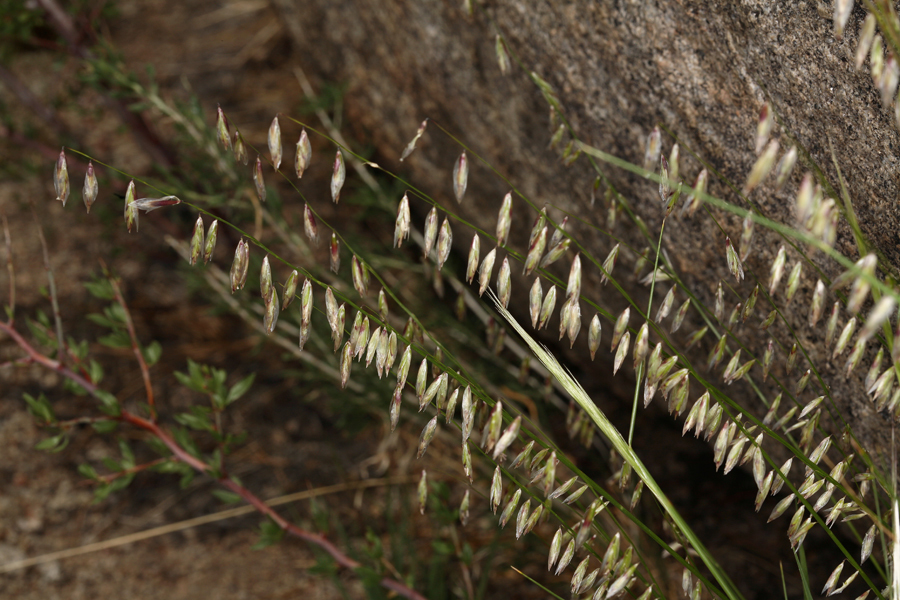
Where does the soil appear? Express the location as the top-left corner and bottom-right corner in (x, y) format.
(0, 2), (873, 600)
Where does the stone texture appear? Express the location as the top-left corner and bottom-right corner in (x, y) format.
(272, 0), (900, 466)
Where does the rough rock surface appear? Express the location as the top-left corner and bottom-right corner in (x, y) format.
(274, 0), (899, 464)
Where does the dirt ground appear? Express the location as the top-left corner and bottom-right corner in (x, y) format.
(0, 1), (869, 599)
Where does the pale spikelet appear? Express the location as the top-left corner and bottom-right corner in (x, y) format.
(822, 561), (845, 597)
(339, 342), (352, 388)
(655, 287), (675, 322)
(331, 150), (345, 203)
(871, 368), (895, 408)
(872, 34), (885, 82)
(682, 168), (708, 218)
(660, 155), (674, 215)
(713, 421), (736, 471)
(865, 347), (884, 392)
(333, 303), (345, 352)
(53, 149), (69, 207)
(203, 219), (218, 265)
(554, 538), (576, 576)
(494, 416), (521, 460)
(570, 557), (589, 595)
(642, 126), (661, 171)
(809, 279), (826, 327)
(538, 284), (557, 330)
(436, 218), (452, 270)
(461, 385), (474, 442)
(823, 301), (841, 347)
(298, 278), (312, 350)
(396, 346), (412, 389)
(611, 307), (630, 351)
(633, 323), (649, 369)
(565, 298), (581, 348)
(725, 236), (744, 282)
(683, 391), (709, 437)
(189, 215), (204, 266)
(756, 103), (774, 154)
(215, 105), (231, 152)
(743, 139), (779, 195)
(416, 416), (438, 460)
(267, 116), (282, 170)
(613, 331), (631, 375)
(509, 440), (534, 470)
(524, 226), (547, 276)
(830, 317), (858, 361)
(478, 247), (497, 297)
(703, 402), (723, 441)
(861, 295), (895, 340)
(253, 156), (266, 202)
(755, 470), (774, 511)
(707, 335), (728, 371)
(741, 285), (759, 322)
(541, 235), (570, 268)
(444, 384), (459, 422)
(684, 325), (709, 351)
(349, 312), (365, 358)
(880, 54), (900, 108)
(498, 488), (521, 529)
(330, 233), (340, 273)
(496, 256), (512, 309)
(714, 281), (725, 321)
(606, 565), (638, 599)
(415, 358), (429, 406)
(808, 435), (832, 466)
(416, 470), (428, 514)
(549, 124), (566, 150)
(760, 310), (777, 330)
(588, 314), (601, 360)
(263, 285), (280, 334)
(845, 254), (877, 314)
(391, 193), (410, 248)
(775, 146), (798, 191)
(519, 504), (540, 541)
(400, 119), (428, 161)
(349, 255), (367, 298)
(460, 440), (473, 482)
(230, 239), (249, 293)
(667, 299), (688, 333)
(529, 278), (542, 328)
(786, 262), (802, 305)
(739, 214), (755, 261)
(233, 131), (248, 165)
(634, 246), (651, 278)
(856, 14), (876, 70)
(490, 466), (503, 513)
(757, 341), (774, 383)
(124, 180), (138, 233)
(483, 401), (504, 453)
(82, 161), (98, 213)
(600, 244), (620, 285)
(385, 331), (398, 377)
(132, 196), (181, 212)
(861, 524), (876, 564)
(548, 528), (566, 571)
(453, 152), (468, 203)
(295, 129), (311, 178)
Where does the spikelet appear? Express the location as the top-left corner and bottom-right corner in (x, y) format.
(215, 105), (232, 152)
(233, 131), (248, 165)
(682, 168), (708, 218)
(499, 489), (522, 529)
(743, 139), (779, 195)
(52, 149), (69, 206)
(809, 279), (826, 327)
(82, 162), (98, 213)
(725, 237), (744, 282)
(656, 287), (675, 322)
(861, 295), (895, 341)
(303, 203), (319, 246)
(769, 246), (787, 296)
(230, 239), (249, 293)
(613, 331), (631, 375)
(762, 340), (775, 382)
(856, 14), (876, 70)
(538, 284), (557, 330)
(497, 257), (512, 309)
(643, 126), (661, 171)
(298, 279), (312, 350)
(268, 116), (282, 170)
(478, 248), (497, 297)
(436, 218), (453, 270)
(204, 220), (218, 265)
(756, 103), (774, 154)
(331, 150), (346, 203)
(295, 129), (312, 178)
(588, 314), (601, 360)
(189, 215), (204, 266)
(611, 307), (630, 351)
(633, 323), (649, 369)
(466, 234), (480, 284)
(529, 278), (543, 328)
(394, 193), (411, 248)
(566, 254), (582, 299)
(833, 317), (857, 358)
(601, 244), (619, 285)
(253, 157), (266, 202)
(453, 152), (468, 203)
(786, 262), (803, 305)
(417, 470), (428, 514)
(330, 233), (341, 273)
(739, 214), (754, 261)
(123, 180), (138, 233)
(400, 119), (428, 161)
(774, 146), (798, 191)
(524, 226), (547, 276)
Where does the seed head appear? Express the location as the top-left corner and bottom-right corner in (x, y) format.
(833, 318), (857, 359)
(725, 236), (744, 282)
(478, 247), (497, 297)
(268, 115), (282, 170)
(769, 246), (787, 296)
(601, 243), (619, 285)
(529, 278), (542, 328)
(564, 298), (581, 348)
(524, 226), (547, 276)
(682, 168), (708, 218)
(351, 255), (368, 298)
(497, 257), (512, 309)
(494, 416), (521, 460)
(538, 284), (557, 330)
(514, 499), (532, 539)
(566, 253), (582, 300)
(856, 14), (876, 70)
(633, 322), (649, 369)
(263, 287), (280, 335)
(498, 488), (522, 529)
(739, 214), (754, 261)
(282, 270), (299, 311)
(452, 152), (468, 203)
(417, 470), (428, 513)
(495, 35), (511, 74)
(861, 294), (895, 341)
(124, 180), (138, 233)
(588, 314), (601, 360)
(436, 218), (452, 270)
(331, 150), (346, 203)
(756, 103), (774, 154)
(230, 239), (249, 293)
(400, 119), (428, 161)
(611, 307), (630, 351)
(643, 126), (661, 171)
(785, 262), (803, 306)
(613, 331), (631, 375)
(253, 157), (266, 202)
(672, 298), (690, 332)
(260, 255), (272, 300)
(743, 139), (779, 195)
(330, 233), (341, 273)
(215, 105), (232, 152)
(82, 162), (98, 213)
(825, 302), (840, 347)
(333, 303), (345, 352)
(762, 340), (775, 382)
(299, 279), (312, 350)
(233, 131), (248, 165)
(809, 279), (826, 327)
(298, 203), (318, 247)
(775, 146), (798, 191)
(189, 215), (204, 266)
(294, 129), (312, 178)
(203, 220), (218, 264)
(394, 193), (411, 248)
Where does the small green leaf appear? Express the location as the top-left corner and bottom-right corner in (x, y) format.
(89, 360), (104, 385)
(94, 390), (121, 416)
(226, 373), (255, 405)
(118, 439), (135, 469)
(84, 278), (115, 300)
(102, 457), (122, 472)
(78, 463), (99, 480)
(142, 341), (162, 366)
(98, 330), (131, 349)
(211, 490), (242, 504)
(23, 393), (55, 423)
(86, 313), (117, 328)
(174, 409), (214, 432)
(252, 520), (285, 550)
(91, 420), (118, 434)
(35, 434), (67, 452)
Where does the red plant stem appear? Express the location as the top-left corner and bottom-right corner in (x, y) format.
(0, 319), (428, 600)
(106, 274), (156, 420)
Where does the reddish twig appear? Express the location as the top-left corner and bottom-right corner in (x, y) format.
(105, 270), (156, 420)
(96, 457), (168, 484)
(0, 319), (428, 600)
